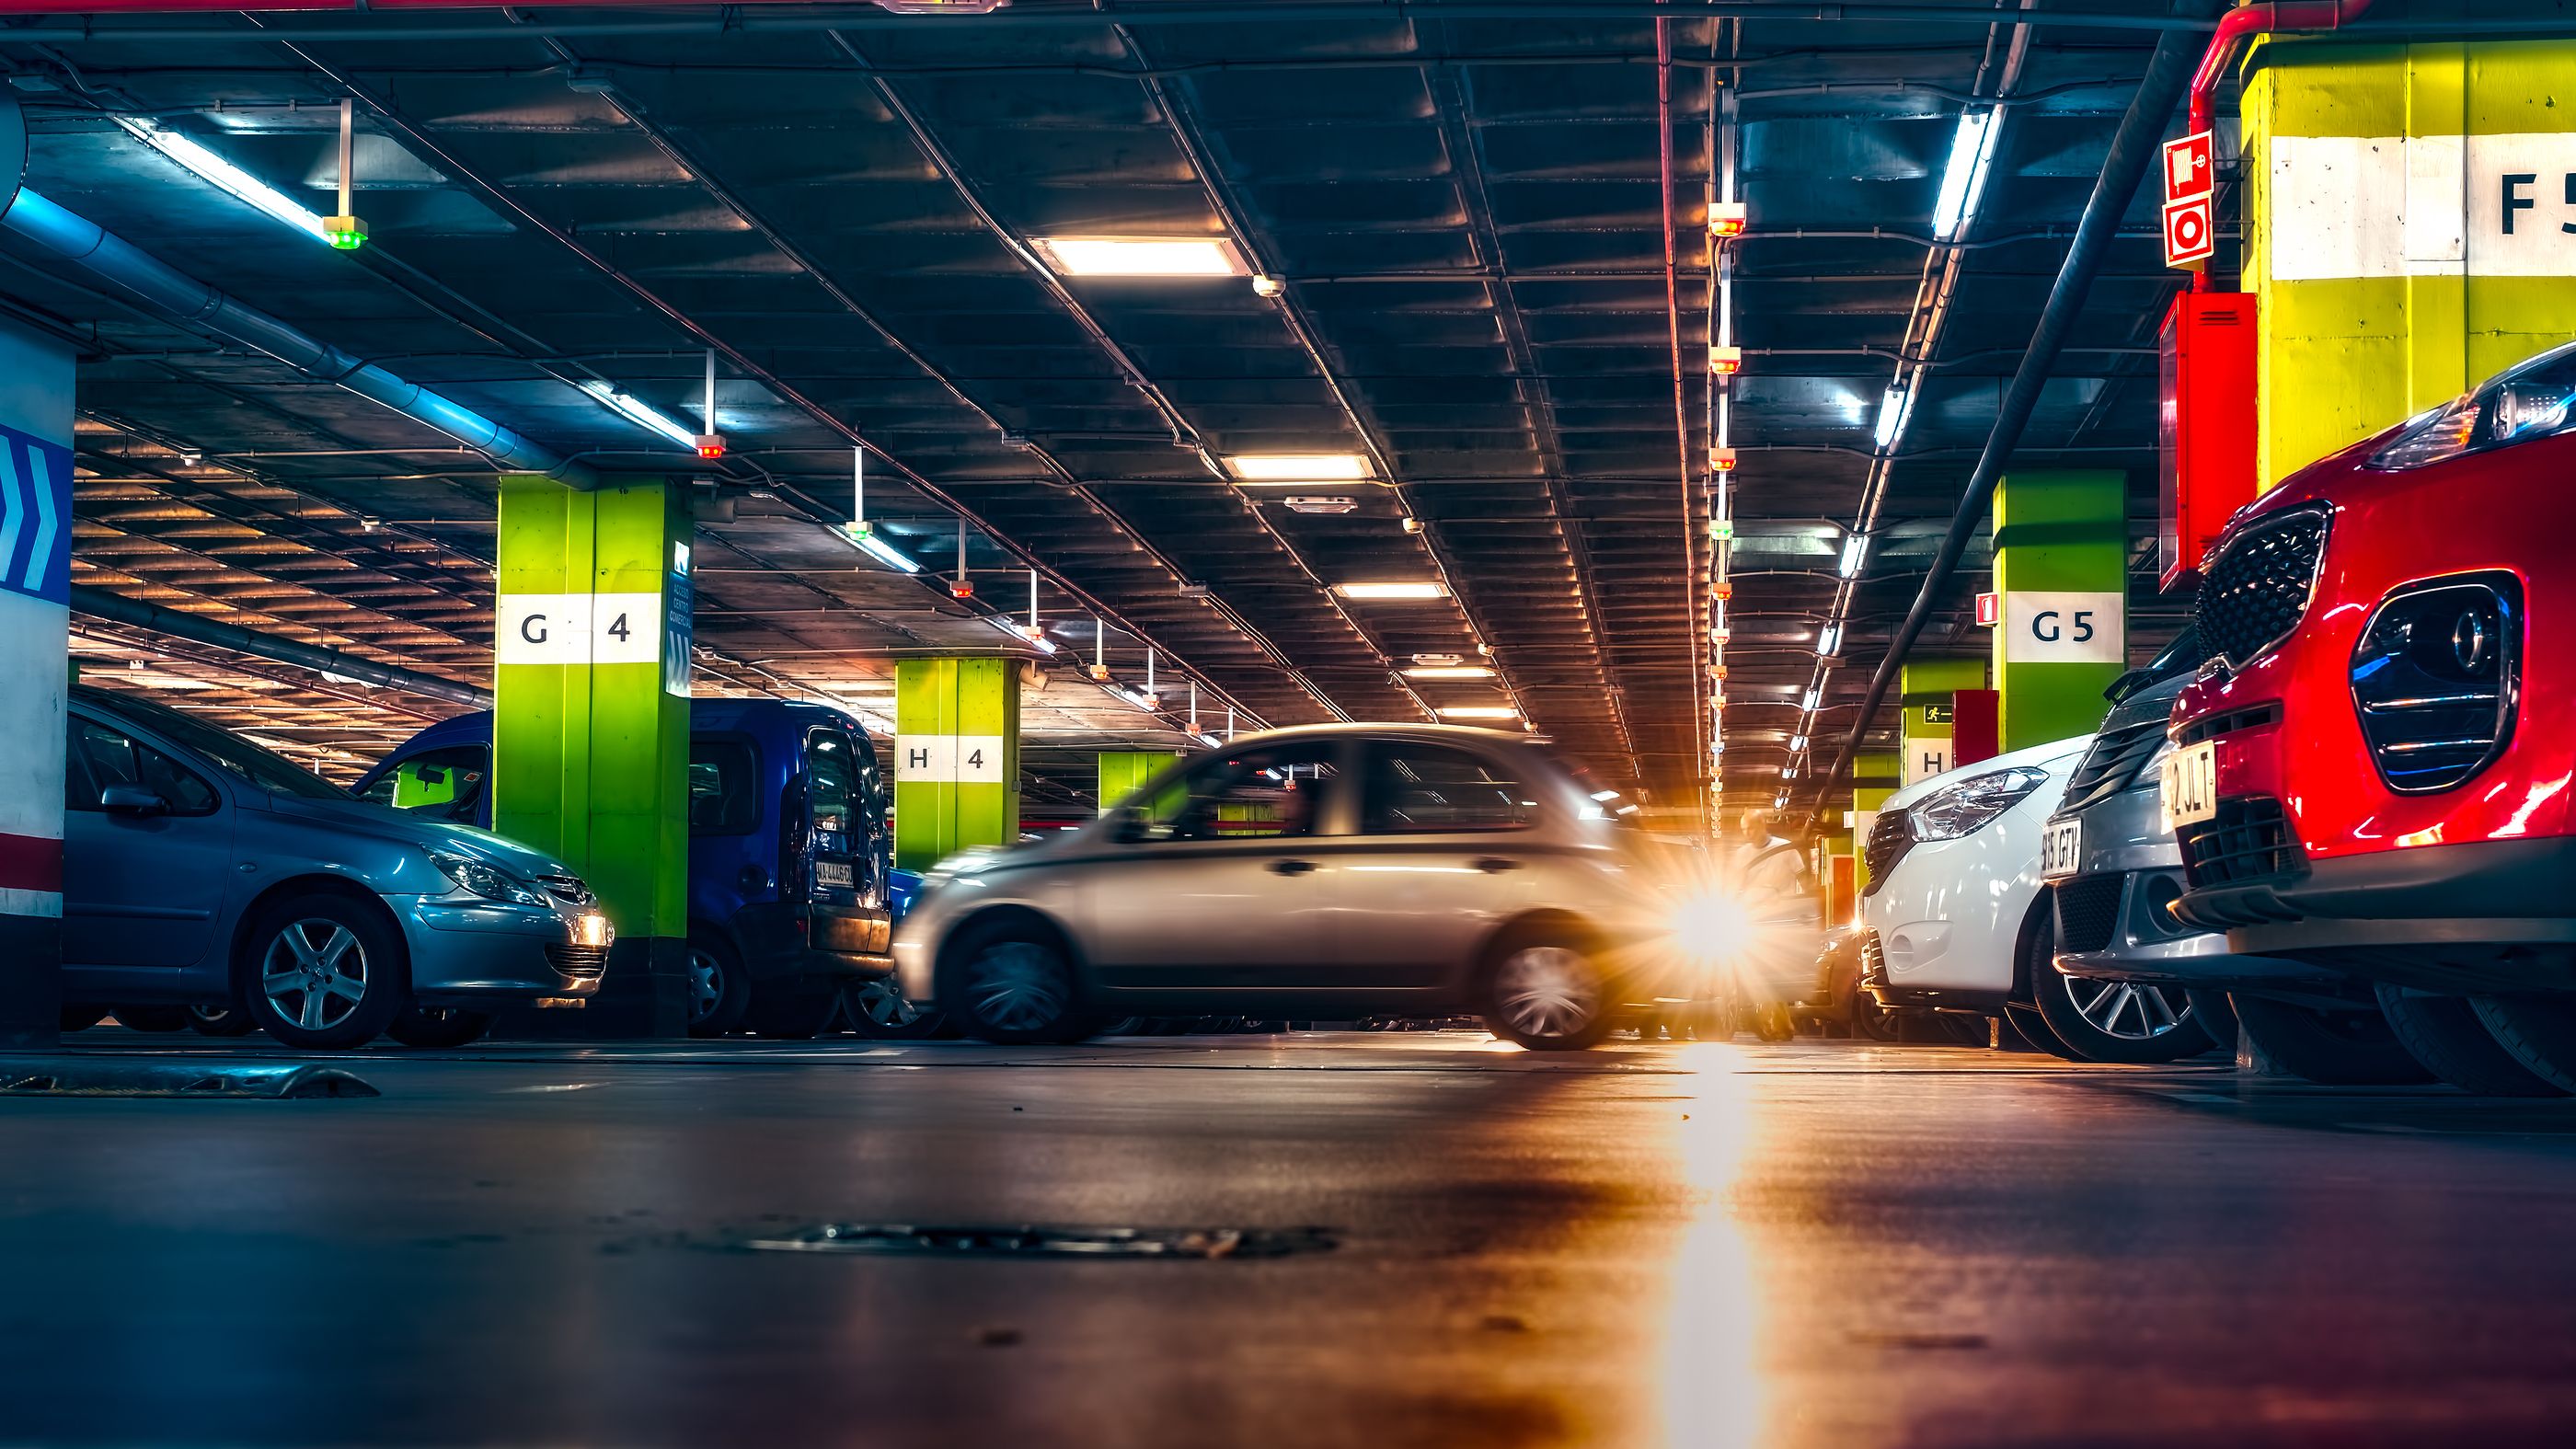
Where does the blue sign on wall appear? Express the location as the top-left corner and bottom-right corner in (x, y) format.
(0, 423), (67, 607)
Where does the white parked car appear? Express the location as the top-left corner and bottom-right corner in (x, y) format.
(1857, 735), (2092, 1046)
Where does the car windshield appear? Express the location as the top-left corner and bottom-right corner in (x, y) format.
(77, 690), (347, 800)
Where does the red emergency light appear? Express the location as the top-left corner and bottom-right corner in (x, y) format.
(693, 433), (728, 461)
(2158, 292), (2259, 590)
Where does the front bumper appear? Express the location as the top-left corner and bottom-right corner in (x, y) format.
(2046, 784), (2338, 990)
(399, 895), (611, 1002)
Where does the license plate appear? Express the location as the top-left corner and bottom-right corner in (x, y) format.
(2161, 740), (2219, 831)
(815, 860), (855, 889)
(2040, 818), (2084, 880)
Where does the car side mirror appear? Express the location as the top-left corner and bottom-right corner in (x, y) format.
(99, 784), (167, 816)
(1110, 806), (1148, 845)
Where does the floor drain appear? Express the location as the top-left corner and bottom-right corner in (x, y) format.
(743, 1224), (1338, 1259)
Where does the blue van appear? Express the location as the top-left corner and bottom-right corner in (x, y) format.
(356, 699), (900, 1038)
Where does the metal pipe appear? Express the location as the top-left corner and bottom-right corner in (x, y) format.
(0, 189), (592, 487)
(1656, 17), (1708, 833)
(70, 583), (491, 709)
(2185, 0), (2372, 293)
(1808, 17), (2214, 822)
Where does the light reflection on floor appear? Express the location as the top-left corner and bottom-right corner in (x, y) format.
(1658, 1042), (1766, 1447)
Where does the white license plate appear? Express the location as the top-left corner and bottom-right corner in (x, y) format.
(815, 860), (855, 889)
(2161, 740), (2219, 830)
(2040, 818), (2084, 880)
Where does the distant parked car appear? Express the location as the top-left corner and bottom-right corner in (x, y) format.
(358, 697), (895, 1039)
(892, 725), (1678, 1050)
(62, 686), (608, 1050)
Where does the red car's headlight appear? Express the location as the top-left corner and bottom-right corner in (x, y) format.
(2370, 339), (2576, 471)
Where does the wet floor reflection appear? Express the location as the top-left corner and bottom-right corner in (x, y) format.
(1657, 1043), (1766, 1448)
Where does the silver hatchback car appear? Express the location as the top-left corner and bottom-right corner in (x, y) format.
(892, 725), (1675, 1049)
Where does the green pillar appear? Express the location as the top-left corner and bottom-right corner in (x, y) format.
(1850, 752), (1902, 895)
(1898, 658), (1987, 788)
(492, 475), (693, 1038)
(893, 658), (1021, 871)
(1990, 470), (2126, 753)
(2245, 38), (2576, 489)
(1098, 751), (1182, 816)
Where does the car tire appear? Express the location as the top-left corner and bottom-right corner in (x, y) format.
(2032, 969), (2214, 1064)
(2468, 996), (2576, 1095)
(2187, 989), (2241, 1055)
(943, 924), (1092, 1045)
(111, 1006), (191, 1033)
(2003, 1001), (2080, 1060)
(239, 892), (408, 1050)
(684, 933), (752, 1039)
(743, 983), (840, 1041)
(1849, 993), (1904, 1042)
(2372, 985), (2563, 1096)
(385, 1006), (495, 1050)
(188, 1003), (260, 1038)
(59, 1004), (109, 1033)
(1480, 937), (1615, 1052)
(838, 975), (948, 1040)
(2231, 994), (2432, 1086)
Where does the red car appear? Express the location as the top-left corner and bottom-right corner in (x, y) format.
(2168, 340), (2576, 1096)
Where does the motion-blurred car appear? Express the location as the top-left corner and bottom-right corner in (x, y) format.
(2170, 340), (2576, 1093)
(360, 697), (894, 1039)
(1858, 734), (2099, 1049)
(891, 725), (1682, 1050)
(62, 686), (608, 1050)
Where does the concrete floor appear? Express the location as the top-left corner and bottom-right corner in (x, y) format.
(6, 1031), (2576, 1447)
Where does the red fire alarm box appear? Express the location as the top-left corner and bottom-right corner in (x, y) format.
(2159, 292), (2259, 591)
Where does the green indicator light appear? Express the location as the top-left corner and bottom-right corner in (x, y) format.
(324, 215), (368, 251)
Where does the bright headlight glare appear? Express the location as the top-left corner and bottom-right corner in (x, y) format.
(430, 850), (549, 907)
(1665, 889), (1759, 966)
(1908, 765), (2053, 841)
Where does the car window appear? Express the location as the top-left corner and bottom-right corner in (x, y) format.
(690, 737), (759, 835)
(69, 691), (345, 800)
(360, 745), (489, 823)
(1140, 741), (1340, 842)
(806, 730), (858, 835)
(1363, 743), (1535, 834)
(67, 718), (220, 815)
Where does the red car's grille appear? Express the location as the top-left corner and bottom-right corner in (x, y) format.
(2196, 506), (2329, 672)
(2177, 797), (2306, 889)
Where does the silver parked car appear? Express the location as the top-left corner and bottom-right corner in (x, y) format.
(62, 686), (612, 1050)
(891, 725), (1683, 1050)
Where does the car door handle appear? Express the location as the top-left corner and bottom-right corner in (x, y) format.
(1270, 859), (1317, 876)
(1474, 857), (1521, 873)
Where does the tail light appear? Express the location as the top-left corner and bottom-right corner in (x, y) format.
(2350, 573), (2521, 793)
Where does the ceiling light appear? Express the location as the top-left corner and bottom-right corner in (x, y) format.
(1403, 664), (1495, 680)
(1334, 581), (1449, 601)
(1840, 534), (1870, 580)
(1616, 803), (1641, 816)
(1931, 107), (2003, 241)
(1436, 706), (1521, 720)
(1873, 384), (1916, 451)
(1819, 622), (1843, 656)
(1225, 453), (1371, 483)
(1788, 734), (1810, 753)
(1801, 686), (1822, 712)
(114, 118), (333, 245)
(986, 614), (1054, 652)
(1031, 236), (1248, 278)
(1280, 495), (1357, 515)
(1590, 788), (1621, 801)
(578, 380), (697, 450)
(837, 522), (920, 574)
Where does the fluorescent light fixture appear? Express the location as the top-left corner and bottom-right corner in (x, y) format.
(1403, 664), (1496, 680)
(114, 118), (332, 244)
(1437, 706), (1522, 720)
(987, 615), (1055, 653)
(1197, 732), (1223, 748)
(1590, 788), (1623, 802)
(1225, 453), (1371, 483)
(1335, 581), (1449, 601)
(837, 522), (921, 574)
(578, 380), (697, 450)
(1031, 236), (1248, 278)
(1788, 733), (1810, 753)
(1873, 384), (1916, 451)
(1615, 803), (1641, 817)
(1819, 622), (1844, 656)
(1931, 107), (2003, 242)
(1839, 534), (1870, 580)
(1801, 686), (1822, 712)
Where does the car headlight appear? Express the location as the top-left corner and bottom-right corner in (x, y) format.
(2370, 339), (2576, 470)
(429, 850), (551, 907)
(1908, 765), (2053, 841)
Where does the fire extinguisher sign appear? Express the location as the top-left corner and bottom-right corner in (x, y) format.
(2163, 130), (2215, 270)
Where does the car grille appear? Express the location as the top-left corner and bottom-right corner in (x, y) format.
(2350, 574), (2520, 795)
(2053, 874), (2126, 954)
(2177, 796), (2306, 889)
(1860, 810), (1913, 897)
(2195, 505), (2329, 671)
(536, 873), (594, 907)
(546, 941), (609, 978)
(2060, 720), (2164, 812)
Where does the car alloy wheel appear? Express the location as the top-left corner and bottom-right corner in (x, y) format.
(849, 976), (925, 1030)
(261, 919), (370, 1033)
(1492, 946), (1601, 1044)
(967, 940), (1070, 1036)
(686, 947), (726, 1025)
(2064, 977), (2195, 1042)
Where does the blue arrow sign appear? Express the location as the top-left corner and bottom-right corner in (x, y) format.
(0, 422), (70, 606)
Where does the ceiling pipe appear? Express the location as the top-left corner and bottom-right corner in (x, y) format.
(70, 583), (492, 709)
(1807, 14), (2216, 825)
(1655, 16), (1708, 834)
(0, 189), (595, 488)
(2186, 0), (2372, 292)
